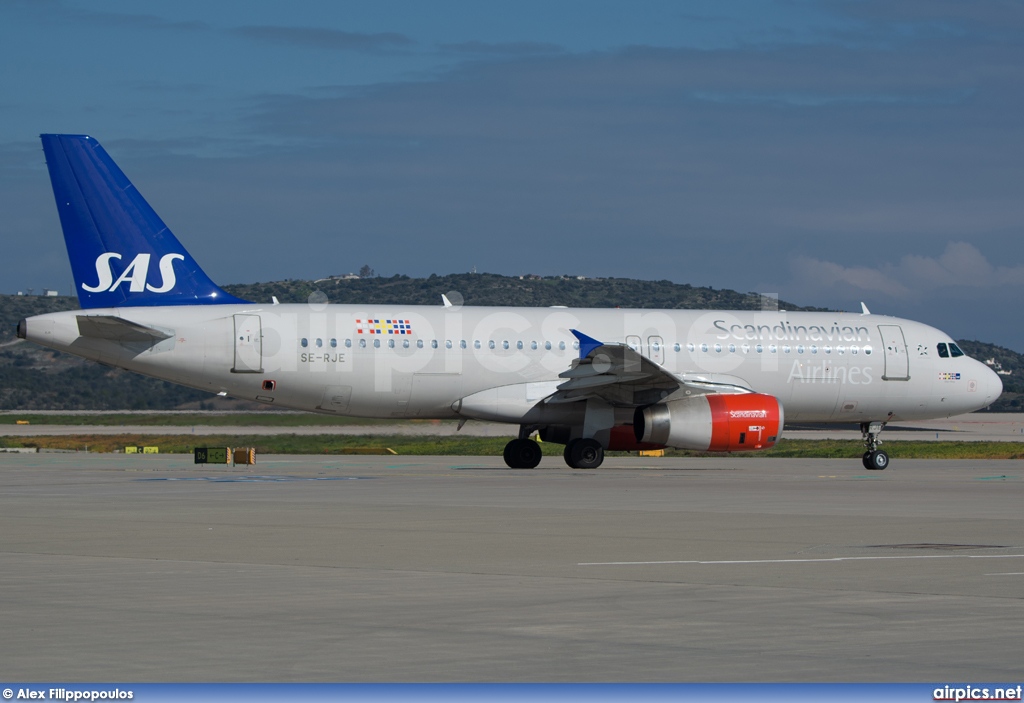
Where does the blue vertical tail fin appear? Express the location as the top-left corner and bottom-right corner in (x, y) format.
(40, 134), (248, 308)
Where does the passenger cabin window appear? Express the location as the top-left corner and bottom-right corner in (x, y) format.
(937, 343), (949, 358)
(949, 343), (965, 358)
(300, 338), (308, 348)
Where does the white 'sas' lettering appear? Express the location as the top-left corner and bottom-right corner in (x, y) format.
(82, 253), (185, 293)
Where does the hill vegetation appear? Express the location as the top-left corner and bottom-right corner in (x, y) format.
(221, 272), (814, 311)
(1, 275), (1020, 411)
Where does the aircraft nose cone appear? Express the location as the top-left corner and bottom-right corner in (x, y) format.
(980, 363), (1003, 404)
(983, 362), (999, 401)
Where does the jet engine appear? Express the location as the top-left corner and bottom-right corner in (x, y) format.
(633, 393), (783, 452)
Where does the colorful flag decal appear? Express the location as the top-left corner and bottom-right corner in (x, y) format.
(356, 319), (412, 335)
(938, 372), (961, 381)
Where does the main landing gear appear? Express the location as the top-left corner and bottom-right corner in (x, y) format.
(861, 421), (889, 471)
(502, 435), (606, 469)
(503, 437), (542, 469)
(563, 438), (604, 469)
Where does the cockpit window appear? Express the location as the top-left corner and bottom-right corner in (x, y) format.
(949, 343), (965, 358)
(937, 343), (949, 358)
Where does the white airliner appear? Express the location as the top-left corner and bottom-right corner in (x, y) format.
(18, 135), (1003, 470)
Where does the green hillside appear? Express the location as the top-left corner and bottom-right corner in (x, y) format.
(221, 272), (815, 311)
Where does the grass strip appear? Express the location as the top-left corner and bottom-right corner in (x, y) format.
(1, 435), (1023, 459)
(0, 413), (416, 426)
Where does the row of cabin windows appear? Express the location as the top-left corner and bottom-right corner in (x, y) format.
(937, 342), (965, 358)
(297, 337), (872, 356)
(298, 337), (582, 350)
(675, 342), (872, 356)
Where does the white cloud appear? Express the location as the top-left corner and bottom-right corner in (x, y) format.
(793, 241), (1024, 301)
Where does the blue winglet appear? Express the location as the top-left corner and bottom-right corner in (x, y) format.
(570, 329), (604, 359)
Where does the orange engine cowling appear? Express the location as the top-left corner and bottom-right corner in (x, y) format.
(633, 393), (784, 452)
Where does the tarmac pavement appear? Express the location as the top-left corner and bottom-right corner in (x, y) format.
(0, 453), (1021, 681)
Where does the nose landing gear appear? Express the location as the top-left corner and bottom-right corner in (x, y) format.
(861, 421), (889, 470)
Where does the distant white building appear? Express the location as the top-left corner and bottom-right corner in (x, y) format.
(43, 288), (59, 297)
(315, 274), (361, 282)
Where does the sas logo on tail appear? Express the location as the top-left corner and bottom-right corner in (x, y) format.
(82, 253), (185, 293)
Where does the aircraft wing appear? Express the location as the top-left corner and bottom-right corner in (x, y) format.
(76, 315), (173, 343)
(549, 330), (752, 406)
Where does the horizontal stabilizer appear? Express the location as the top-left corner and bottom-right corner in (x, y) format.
(77, 315), (173, 342)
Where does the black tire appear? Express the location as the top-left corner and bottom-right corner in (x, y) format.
(504, 438), (541, 469)
(503, 439), (517, 467)
(862, 451), (873, 471)
(563, 440), (577, 467)
(867, 450), (889, 471)
(518, 439), (542, 469)
(569, 438), (604, 469)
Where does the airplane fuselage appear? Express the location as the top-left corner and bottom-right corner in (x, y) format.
(23, 304), (1002, 425)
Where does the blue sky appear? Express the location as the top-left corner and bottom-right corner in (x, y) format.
(2, 0), (1023, 350)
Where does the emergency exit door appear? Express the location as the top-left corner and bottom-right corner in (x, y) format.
(233, 314), (263, 373)
(878, 324), (909, 381)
